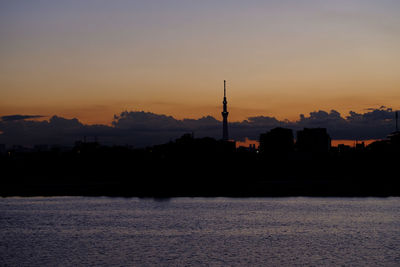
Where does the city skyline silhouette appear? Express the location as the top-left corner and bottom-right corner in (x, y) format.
(2, 2), (400, 267)
(0, 105), (398, 148)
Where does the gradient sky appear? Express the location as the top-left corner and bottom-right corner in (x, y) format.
(1, 0), (400, 124)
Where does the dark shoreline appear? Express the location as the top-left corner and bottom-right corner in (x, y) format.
(2, 178), (399, 197)
(2, 134), (399, 198)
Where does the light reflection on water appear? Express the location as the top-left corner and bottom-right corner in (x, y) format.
(1, 197), (400, 266)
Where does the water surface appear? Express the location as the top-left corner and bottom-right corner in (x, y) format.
(1, 197), (399, 266)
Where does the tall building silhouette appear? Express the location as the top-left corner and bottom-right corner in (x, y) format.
(222, 80), (229, 141)
(259, 127), (294, 156)
(296, 128), (331, 154)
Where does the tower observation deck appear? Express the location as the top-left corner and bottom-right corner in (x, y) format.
(222, 80), (229, 141)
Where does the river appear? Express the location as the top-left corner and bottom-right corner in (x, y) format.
(1, 197), (399, 266)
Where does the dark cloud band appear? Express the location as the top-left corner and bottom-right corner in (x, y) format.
(0, 107), (397, 147)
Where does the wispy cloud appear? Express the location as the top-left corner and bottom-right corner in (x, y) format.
(0, 115), (45, 121)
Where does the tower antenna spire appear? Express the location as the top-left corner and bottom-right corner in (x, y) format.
(224, 80), (226, 98)
(221, 80), (229, 141)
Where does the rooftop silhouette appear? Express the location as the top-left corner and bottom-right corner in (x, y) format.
(1, 126), (399, 197)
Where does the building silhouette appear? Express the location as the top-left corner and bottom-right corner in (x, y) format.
(296, 128), (331, 154)
(388, 131), (400, 148)
(389, 111), (400, 147)
(222, 80), (229, 141)
(259, 127), (294, 156)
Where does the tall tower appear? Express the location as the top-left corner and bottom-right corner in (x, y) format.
(222, 80), (229, 141)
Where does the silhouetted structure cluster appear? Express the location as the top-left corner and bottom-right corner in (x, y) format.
(1, 92), (399, 197)
(1, 126), (399, 197)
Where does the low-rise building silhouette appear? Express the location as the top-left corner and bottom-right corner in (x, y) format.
(355, 142), (365, 151)
(338, 144), (351, 153)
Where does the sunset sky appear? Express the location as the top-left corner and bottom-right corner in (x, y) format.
(1, 0), (400, 124)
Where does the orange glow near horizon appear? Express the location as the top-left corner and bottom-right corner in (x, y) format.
(1, 1), (400, 125)
(236, 138), (260, 149)
(236, 139), (379, 149)
(331, 139), (378, 147)
(1, 101), (398, 126)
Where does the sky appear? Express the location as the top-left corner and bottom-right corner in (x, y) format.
(1, 0), (400, 125)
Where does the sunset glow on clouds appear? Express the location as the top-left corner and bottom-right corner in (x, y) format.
(1, 0), (400, 125)
(0, 107), (397, 147)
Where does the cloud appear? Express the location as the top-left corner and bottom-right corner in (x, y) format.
(112, 111), (186, 131)
(0, 107), (398, 147)
(0, 114), (45, 121)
